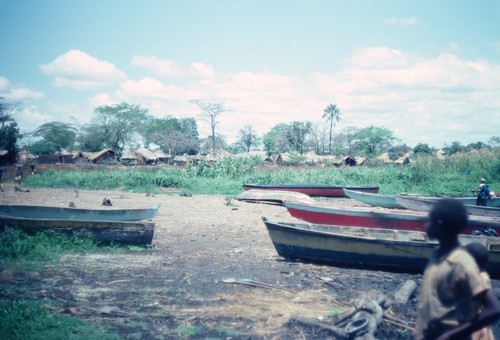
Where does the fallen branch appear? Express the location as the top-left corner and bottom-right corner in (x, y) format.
(222, 278), (297, 293)
(289, 316), (347, 339)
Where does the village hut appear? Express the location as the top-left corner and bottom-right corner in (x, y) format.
(57, 149), (76, 163)
(17, 150), (37, 164)
(153, 150), (170, 164)
(120, 149), (138, 166)
(88, 149), (116, 164)
(135, 148), (158, 165)
(394, 154), (412, 165)
(172, 154), (188, 166)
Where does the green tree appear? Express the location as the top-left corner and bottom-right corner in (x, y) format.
(0, 98), (20, 163)
(488, 136), (500, 147)
(339, 126), (361, 156)
(0, 97), (17, 128)
(199, 135), (227, 154)
(263, 122), (313, 154)
(413, 143), (433, 155)
(143, 116), (199, 156)
(286, 121), (312, 154)
(78, 125), (107, 152)
(354, 125), (398, 156)
(0, 122), (20, 163)
(263, 123), (291, 153)
(443, 141), (466, 155)
(30, 140), (58, 155)
(190, 100), (227, 153)
(90, 102), (151, 155)
(322, 104), (342, 155)
(32, 121), (78, 151)
(238, 125), (260, 152)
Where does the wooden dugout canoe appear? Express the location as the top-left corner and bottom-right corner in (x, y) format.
(0, 215), (155, 245)
(0, 203), (160, 221)
(242, 183), (379, 197)
(262, 217), (500, 277)
(343, 188), (402, 209)
(235, 189), (317, 205)
(395, 195), (500, 218)
(283, 201), (500, 235)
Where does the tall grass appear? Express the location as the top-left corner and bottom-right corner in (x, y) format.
(23, 149), (500, 196)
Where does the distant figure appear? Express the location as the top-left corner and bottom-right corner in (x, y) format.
(14, 166), (23, 185)
(473, 178), (491, 206)
(102, 198), (112, 206)
(464, 242), (495, 340)
(414, 198), (500, 339)
(29, 164), (36, 175)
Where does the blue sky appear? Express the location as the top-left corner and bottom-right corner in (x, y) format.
(1, 0), (499, 149)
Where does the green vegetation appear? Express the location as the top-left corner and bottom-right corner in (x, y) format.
(0, 230), (136, 339)
(0, 300), (121, 340)
(24, 148), (500, 196)
(0, 228), (141, 270)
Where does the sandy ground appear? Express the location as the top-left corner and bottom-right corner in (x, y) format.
(1, 182), (499, 339)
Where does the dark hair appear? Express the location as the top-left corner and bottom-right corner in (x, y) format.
(429, 198), (468, 235)
(465, 242), (489, 271)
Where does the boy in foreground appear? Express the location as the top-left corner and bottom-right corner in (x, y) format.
(414, 198), (500, 339)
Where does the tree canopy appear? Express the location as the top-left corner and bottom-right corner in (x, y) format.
(87, 102), (151, 156)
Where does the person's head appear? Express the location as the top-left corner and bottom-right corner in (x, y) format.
(426, 198), (468, 240)
(464, 242), (489, 271)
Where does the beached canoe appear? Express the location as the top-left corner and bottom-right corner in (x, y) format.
(0, 214), (155, 245)
(242, 184), (379, 197)
(235, 189), (316, 205)
(395, 195), (500, 218)
(343, 189), (402, 209)
(262, 217), (500, 277)
(283, 201), (500, 235)
(0, 203), (160, 221)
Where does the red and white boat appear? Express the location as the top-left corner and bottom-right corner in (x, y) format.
(242, 183), (379, 197)
(283, 201), (500, 235)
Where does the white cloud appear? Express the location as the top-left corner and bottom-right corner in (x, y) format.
(384, 16), (418, 27)
(311, 48), (500, 146)
(190, 62), (215, 78)
(118, 78), (186, 99)
(0, 77), (44, 101)
(131, 55), (184, 78)
(15, 46), (500, 148)
(40, 50), (126, 90)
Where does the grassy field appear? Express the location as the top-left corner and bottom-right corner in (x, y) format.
(23, 148), (500, 197)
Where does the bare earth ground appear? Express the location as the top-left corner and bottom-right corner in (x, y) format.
(1, 183), (500, 339)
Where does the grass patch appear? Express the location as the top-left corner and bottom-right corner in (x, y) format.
(0, 228), (148, 270)
(0, 300), (121, 340)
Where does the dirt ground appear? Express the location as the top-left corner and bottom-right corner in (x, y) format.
(1, 182), (500, 339)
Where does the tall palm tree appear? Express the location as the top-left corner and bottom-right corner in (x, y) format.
(322, 104), (342, 155)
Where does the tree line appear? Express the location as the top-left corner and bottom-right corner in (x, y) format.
(1, 97), (499, 163)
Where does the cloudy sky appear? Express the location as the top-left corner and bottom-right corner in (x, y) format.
(1, 0), (499, 148)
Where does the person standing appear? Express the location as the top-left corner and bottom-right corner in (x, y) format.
(14, 165), (23, 185)
(414, 198), (500, 339)
(474, 178), (491, 206)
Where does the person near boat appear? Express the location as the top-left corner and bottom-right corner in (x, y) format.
(473, 178), (495, 206)
(414, 198), (500, 340)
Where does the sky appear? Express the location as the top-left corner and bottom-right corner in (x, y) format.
(1, 0), (499, 149)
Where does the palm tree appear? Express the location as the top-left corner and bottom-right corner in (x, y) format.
(322, 104), (342, 155)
